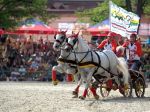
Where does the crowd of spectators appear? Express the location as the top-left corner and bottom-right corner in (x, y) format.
(0, 34), (149, 82)
(0, 35), (59, 81)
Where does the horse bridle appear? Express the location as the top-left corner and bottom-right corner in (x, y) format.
(60, 48), (72, 59)
(65, 37), (93, 64)
(66, 38), (78, 50)
(54, 34), (68, 48)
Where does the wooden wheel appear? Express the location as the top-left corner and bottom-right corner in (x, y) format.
(100, 84), (110, 98)
(119, 79), (132, 97)
(134, 77), (145, 98)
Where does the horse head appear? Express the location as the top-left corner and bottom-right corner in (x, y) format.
(65, 32), (90, 52)
(53, 30), (67, 51)
(64, 32), (79, 52)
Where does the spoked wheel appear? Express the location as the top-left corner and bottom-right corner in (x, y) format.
(134, 77), (145, 98)
(119, 79), (133, 97)
(100, 84), (111, 98)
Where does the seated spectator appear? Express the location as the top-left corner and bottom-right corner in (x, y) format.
(18, 65), (27, 76)
(10, 68), (20, 81)
(30, 61), (39, 70)
(35, 53), (42, 63)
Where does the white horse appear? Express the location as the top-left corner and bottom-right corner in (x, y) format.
(53, 31), (84, 97)
(52, 31), (77, 82)
(60, 39), (100, 99)
(64, 33), (130, 99)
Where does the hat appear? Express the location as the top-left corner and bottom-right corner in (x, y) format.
(107, 32), (116, 37)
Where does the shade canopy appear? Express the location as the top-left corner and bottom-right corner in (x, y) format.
(15, 18), (57, 34)
(87, 19), (109, 36)
(0, 29), (4, 34)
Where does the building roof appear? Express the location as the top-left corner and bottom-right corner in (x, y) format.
(48, 0), (104, 12)
(53, 0), (103, 1)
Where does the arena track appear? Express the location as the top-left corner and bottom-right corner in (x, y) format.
(0, 82), (150, 112)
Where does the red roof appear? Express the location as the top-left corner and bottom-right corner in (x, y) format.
(15, 24), (57, 34)
(87, 19), (110, 36)
(0, 29), (4, 34)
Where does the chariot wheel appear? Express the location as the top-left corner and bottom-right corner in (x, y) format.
(100, 84), (110, 98)
(134, 77), (145, 98)
(119, 79), (133, 97)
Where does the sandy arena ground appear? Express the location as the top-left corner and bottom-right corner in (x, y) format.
(0, 82), (150, 112)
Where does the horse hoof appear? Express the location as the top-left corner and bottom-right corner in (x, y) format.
(72, 95), (78, 98)
(72, 91), (78, 95)
(124, 83), (129, 90)
(53, 80), (58, 85)
(79, 96), (85, 100)
(94, 95), (99, 100)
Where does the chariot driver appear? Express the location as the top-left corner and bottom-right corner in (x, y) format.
(122, 34), (143, 71)
(97, 32), (117, 53)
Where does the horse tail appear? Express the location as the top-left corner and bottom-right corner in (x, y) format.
(117, 57), (129, 84)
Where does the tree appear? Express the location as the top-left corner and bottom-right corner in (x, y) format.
(76, 0), (150, 24)
(0, 0), (56, 29)
(129, 0), (149, 17)
(125, 0), (132, 12)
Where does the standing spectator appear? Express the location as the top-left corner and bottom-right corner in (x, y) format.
(26, 36), (33, 56)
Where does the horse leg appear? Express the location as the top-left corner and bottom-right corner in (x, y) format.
(78, 73), (88, 100)
(111, 67), (120, 87)
(79, 70), (99, 100)
(79, 83), (88, 100)
(72, 75), (82, 98)
(53, 64), (64, 73)
(52, 64), (64, 85)
(88, 76), (99, 100)
(79, 82), (99, 100)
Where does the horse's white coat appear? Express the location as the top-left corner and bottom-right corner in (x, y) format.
(52, 33), (82, 87)
(65, 37), (130, 93)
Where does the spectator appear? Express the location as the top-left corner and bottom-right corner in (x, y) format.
(10, 68), (20, 81)
(18, 65), (27, 76)
(35, 53), (42, 63)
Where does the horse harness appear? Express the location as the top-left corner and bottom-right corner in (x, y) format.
(58, 49), (118, 77)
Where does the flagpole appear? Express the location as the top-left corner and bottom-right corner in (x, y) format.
(109, 1), (112, 33)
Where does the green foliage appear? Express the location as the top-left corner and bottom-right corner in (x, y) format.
(76, 0), (150, 24)
(76, 0), (125, 24)
(0, 0), (56, 29)
(143, 0), (150, 15)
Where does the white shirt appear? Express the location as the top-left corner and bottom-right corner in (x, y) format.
(127, 43), (140, 60)
(104, 42), (112, 51)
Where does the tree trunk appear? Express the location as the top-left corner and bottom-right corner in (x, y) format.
(136, 0), (143, 17)
(125, 0), (132, 12)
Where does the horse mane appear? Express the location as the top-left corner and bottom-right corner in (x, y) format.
(77, 37), (91, 51)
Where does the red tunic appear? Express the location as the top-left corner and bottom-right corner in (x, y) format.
(122, 41), (143, 60)
(97, 39), (117, 53)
